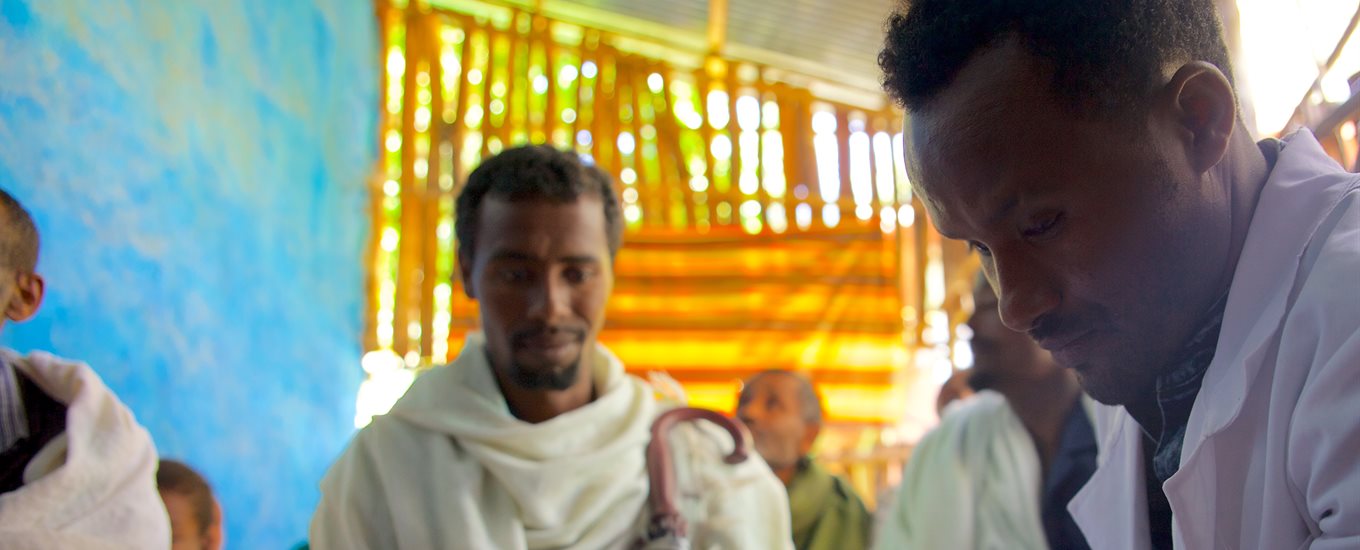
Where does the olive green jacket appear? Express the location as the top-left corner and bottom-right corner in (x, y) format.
(788, 458), (872, 550)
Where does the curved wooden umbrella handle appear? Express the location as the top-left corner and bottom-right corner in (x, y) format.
(643, 407), (750, 542)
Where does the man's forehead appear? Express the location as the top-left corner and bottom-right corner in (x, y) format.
(477, 194), (605, 234)
(756, 371), (811, 397)
(475, 195), (610, 262)
(910, 39), (1048, 153)
(482, 193), (602, 217)
(907, 43), (1090, 237)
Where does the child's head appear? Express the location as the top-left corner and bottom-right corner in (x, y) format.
(0, 188), (43, 334)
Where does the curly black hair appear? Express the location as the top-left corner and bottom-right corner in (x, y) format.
(455, 145), (623, 262)
(879, 0), (1234, 116)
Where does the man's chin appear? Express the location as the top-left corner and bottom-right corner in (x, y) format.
(507, 355), (584, 391)
(1072, 362), (1151, 406)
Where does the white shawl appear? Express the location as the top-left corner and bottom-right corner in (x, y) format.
(0, 350), (170, 549)
(311, 334), (791, 550)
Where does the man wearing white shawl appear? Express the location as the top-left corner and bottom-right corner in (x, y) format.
(310, 146), (792, 550)
(0, 188), (170, 549)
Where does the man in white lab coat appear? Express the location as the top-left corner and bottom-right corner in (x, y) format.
(878, 1), (1359, 549)
(310, 146), (792, 549)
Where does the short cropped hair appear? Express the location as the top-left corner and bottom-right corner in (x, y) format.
(156, 460), (218, 535)
(455, 145), (623, 262)
(740, 370), (825, 425)
(879, 0), (1234, 117)
(0, 188), (39, 272)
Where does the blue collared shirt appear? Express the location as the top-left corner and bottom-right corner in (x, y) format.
(1126, 290), (1230, 550)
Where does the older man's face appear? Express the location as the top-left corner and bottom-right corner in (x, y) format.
(908, 40), (1236, 405)
(737, 374), (817, 470)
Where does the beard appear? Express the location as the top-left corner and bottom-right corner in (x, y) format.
(505, 352), (584, 391)
(501, 324), (589, 391)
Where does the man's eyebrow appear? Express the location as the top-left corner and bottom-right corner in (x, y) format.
(486, 251), (602, 264)
(486, 250), (536, 262)
(985, 196), (1019, 226)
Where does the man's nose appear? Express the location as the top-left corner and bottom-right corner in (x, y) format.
(736, 405), (760, 424)
(525, 276), (572, 323)
(990, 253), (1060, 333)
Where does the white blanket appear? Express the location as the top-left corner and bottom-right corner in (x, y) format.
(311, 333), (791, 549)
(0, 350), (170, 549)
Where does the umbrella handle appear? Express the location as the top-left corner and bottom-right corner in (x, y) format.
(644, 407), (750, 541)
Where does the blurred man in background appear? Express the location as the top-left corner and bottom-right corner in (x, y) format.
(739, 369), (872, 550)
(157, 459), (223, 550)
(876, 277), (1094, 549)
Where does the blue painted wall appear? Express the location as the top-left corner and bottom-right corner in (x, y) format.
(0, 0), (377, 546)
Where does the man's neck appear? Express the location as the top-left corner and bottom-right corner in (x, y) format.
(995, 369), (1083, 468)
(491, 362), (596, 425)
(1119, 129), (1269, 440)
(773, 457), (807, 487)
(1213, 126), (1274, 305)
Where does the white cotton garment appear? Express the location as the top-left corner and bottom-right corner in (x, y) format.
(874, 390), (1051, 550)
(310, 333), (792, 550)
(0, 349), (171, 550)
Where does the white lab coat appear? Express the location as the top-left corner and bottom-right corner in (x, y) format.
(1069, 130), (1360, 549)
(311, 333), (792, 550)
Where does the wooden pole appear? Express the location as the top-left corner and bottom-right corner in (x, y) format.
(394, 3), (423, 357)
(364, 0), (392, 353)
(707, 0), (728, 55)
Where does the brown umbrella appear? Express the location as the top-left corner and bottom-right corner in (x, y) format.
(635, 407), (750, 549)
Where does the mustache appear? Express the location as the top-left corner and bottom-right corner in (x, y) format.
(1027, 314), (1066, 342)
(1028, 309), (1105, 343)
(509, 324), (587, 346)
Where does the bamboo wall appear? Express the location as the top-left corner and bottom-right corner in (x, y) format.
(366, 0), (976, 426)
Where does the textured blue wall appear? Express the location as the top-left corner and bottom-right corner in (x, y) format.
(0, 0), (376, 547)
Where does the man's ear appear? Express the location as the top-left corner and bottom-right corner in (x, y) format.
(205, 500), (225, 550)
(5, 272), (43, 322)
(458, 249), (477, 300)
(1160, 61), (1236, 173)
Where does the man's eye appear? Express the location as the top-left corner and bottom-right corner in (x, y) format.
(968, 241), (993, 257)
(563, 267), (592, 284)
(1024, 213), (1064, 238)
(499, 268), (532, 283)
